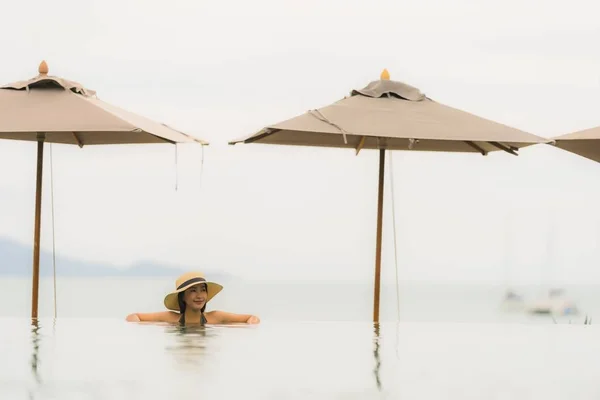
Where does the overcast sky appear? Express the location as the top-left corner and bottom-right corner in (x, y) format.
(1, 0), (600, 285)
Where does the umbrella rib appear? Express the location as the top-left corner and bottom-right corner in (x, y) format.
(150, 134), (176, 145)
(72, 132), (84, 148)
(488, 141), (518, 156)
(244, 129), (281, 144)
(160, 123), (208, 145)
(464, 141), (487, 156)
(356, 136), (366, 155)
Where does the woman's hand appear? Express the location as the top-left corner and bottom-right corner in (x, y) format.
(126, 313), (141, 322)
(246, 315), (260, 324)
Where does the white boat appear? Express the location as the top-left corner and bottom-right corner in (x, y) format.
(526, 288), (578, 316)
(499, 215), (525, 312)
(500, 289), (525, 312)
(526, 215), (579, 316)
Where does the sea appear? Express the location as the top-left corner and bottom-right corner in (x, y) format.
(1, 277), (599, 399)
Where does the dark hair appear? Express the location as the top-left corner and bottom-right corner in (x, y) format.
(177, 291), (207, 327)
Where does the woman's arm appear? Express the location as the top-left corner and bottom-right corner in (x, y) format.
(125, 311), (179, 323)
(207, 311), (260, 324)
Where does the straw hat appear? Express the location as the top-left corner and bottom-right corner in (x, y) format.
(163, 272), (223, 311)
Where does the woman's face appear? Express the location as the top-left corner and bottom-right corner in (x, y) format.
(183, 283), (208, 311)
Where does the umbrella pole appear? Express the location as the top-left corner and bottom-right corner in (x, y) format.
(31, 134), (45, 320)
(373, 149), (385, 323)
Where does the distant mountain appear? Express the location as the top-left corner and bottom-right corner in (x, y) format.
(0, 237), (235, 280)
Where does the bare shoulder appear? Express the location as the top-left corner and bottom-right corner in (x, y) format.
(162, 311), (180, 323)
(204, 310), (259, 324)
(205, 310), (237, 324)
(204, 310), (220, 324)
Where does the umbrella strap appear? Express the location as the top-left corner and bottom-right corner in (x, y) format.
(174, 144), (179, 191)
(49, 144), (58, 319)
(199, 143), (205, 191)
(308, 109), (349, 145)
(388, 150), (400, 322)
(389, 150), (402, 360)
(173, 143), (205, 192)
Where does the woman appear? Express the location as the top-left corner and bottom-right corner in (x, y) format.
(126, 272), (260, 325)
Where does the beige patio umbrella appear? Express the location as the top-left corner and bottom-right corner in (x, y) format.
(551, 126), (600, 163)
(230, 69), (549, 323)
(0, 61), (208, 319)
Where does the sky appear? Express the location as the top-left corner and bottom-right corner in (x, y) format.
(1, 0), (600, 285)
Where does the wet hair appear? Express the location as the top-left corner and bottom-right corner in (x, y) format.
(177, 288), (207, 327)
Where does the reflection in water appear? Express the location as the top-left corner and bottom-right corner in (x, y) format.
(29, 319), (42, 399)
(164, 324), (212, 369)
(30, 320), (41, 384)
(373, 323), (382, 391)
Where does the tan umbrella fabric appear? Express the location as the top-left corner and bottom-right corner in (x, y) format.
(0, 62), (207, 146)
(230, 71), (548, 323)
(552, 127), (600, 163)
(0, 61), (207, 319)
(230, 78), (548, 154)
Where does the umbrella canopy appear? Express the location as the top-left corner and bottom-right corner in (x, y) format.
(551, 127), (600, 163)
(230, 71), (547, 155)
(230, 70), (549, 322)
(0, 61), (208, 319)
(0, 61), (206, 146)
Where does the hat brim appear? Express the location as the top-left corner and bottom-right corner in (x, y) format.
(163, 281), (223, 311)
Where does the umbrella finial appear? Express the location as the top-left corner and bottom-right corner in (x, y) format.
(380, 69), (390, 80)
(38, 60), (49, 75)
